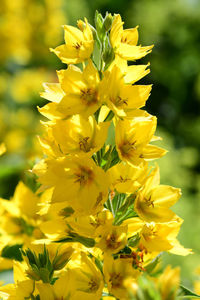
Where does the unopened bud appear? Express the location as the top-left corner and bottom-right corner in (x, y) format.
(103, 13), (113, 32)
(53, 247), (73, 270)
(77, 20), (85, 31)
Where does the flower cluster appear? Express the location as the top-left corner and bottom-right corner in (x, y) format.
(0, 12), (192, 300)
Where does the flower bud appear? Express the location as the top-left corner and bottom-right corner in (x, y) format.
(103, 13), (113, 32)
(53, 247), (73, 270)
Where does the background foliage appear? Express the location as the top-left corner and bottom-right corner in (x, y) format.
(0, 0), (200, 288)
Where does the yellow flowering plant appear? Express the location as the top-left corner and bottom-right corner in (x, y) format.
(0, 11), (200, 300)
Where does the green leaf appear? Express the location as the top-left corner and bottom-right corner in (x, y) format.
(178, 285), (200, 298)
(1, 244), (23, 261)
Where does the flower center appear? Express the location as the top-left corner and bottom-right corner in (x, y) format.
(119, 141), (136, 158)
(106, 232), (120, 250)
(143, 225), (158, 241)
(88, 278), (99, 292)
(80, 88), (98, 105)
(114, 95), (128, 107)
(79, 136), (91, 152)
(144, 195), (154, 208)
(74, 166), (94, 186)
(73, 41), (83, 49)
(110, 273), (123, 288)
(116, 175), (129, 183)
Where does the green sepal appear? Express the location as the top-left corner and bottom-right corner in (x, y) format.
(128, 233), (140, 248)
(22, 245), (54, 283)
(94, 11), (106, 43)
(145, 254), (162, 274)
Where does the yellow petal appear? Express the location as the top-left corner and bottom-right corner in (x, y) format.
(110, 14), (123, 48)
(40, 83), (64, 103)
(152, 185), (181, 207)
(38, 103), (64, 120)
(142, 144), (167, 160)
(117, 44), (153, 60)
(121, 27), (139, 45)
(124, 64), (150, 84)
(169, 240), (193, 256)
(63, 25), (84, 44)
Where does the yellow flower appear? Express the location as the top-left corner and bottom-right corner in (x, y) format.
(36, 271), (73, 300)
(157, 265), (180, 300)
(0, 181), (45, 245)
(97, 224), (127, 254)
(110, 14), (153, 61)
(57, 61), (101, 118)
(0, 280), (34, 300)
(103, 254), (140, 299)
(0, 261), (34, 300)
(123, 217), (145, 238)
(62, 210), (113, 239)
(39, 114), (110, 158)
(33, 156), (109, 215)
(68, 252), (104, 300)
(115, 115), (166, 166)
(107, 161), (148, 194)
(134, 166), (181, 222)
(39, 60), (101, 119)
(50, 18), (94, 64)
(100, 65), (152, 118)
(139, 218), (191, 255)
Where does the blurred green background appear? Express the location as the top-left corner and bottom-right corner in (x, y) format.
(0, 0), (200, 288)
